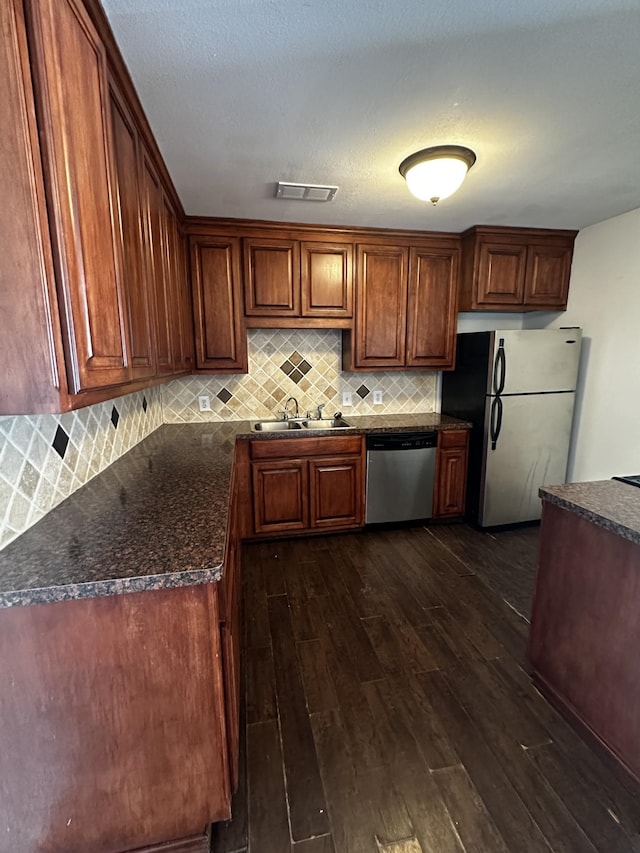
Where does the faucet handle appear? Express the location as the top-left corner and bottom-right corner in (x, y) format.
(316, 403), (325, 419)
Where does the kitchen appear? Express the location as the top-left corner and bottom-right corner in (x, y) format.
(2, 0), (640, 851)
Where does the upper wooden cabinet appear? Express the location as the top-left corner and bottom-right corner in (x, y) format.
(349, 243), (409, 369)
(343, 236), (459, 371)
(459, 226), (577, 312)
(190, 236), (248, 372)
(1, 0), (65, 414)
(243, 237), (300, 317)
(242, 236), (353, 325)
(1, 0), (189, 414)
(109, 81), (155, 381)
(406, 245), (459, 368)
(28, 0), (130, 394)
(301, 241), (353, 319)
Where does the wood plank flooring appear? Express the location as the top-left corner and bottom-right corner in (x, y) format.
(211, 524), (640, 853)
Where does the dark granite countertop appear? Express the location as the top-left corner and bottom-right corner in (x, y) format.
(540, 481), (640, 546)
(0, 422), (248, 608)
(0, 413), (470, 608)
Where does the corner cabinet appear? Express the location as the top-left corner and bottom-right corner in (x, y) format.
(459, 226), (576, 312)
(433, 429), (470, 519)
(249, 435), (365, 536)
(343, 236), (460, 371)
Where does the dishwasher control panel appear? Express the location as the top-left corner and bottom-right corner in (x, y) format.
(366, 431), (437, 452)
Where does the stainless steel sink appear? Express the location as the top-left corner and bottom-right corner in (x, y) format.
(252, 420), (303, 432)
(252, 417), (351, 432)
(302, 418), (351, 430)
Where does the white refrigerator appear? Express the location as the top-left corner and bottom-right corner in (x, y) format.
(441, 328), (582, 527)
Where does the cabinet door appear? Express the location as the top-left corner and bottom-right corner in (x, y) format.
(243, 238), (300, 316)
(0, 0), (68, 415)
(28, 0), (130, 392)
(476, 241), (527, 306)
(353, 244), (408, 368)
(109, 82), (155, 379)
(252, 459), (309, 534)
(301, 241), (353, 318)
(433, 430), (469, 518)
(191, 237), (248, 372)
(309, 455), (363, 529)
(140, 151), (173, 376)
(406, 246), (459, 368)
(168, 214), (194, 373)
(524, 243), (572, 309)
(161, 197), (187, 373)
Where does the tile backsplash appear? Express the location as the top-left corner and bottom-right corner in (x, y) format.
(162, 330), (438, 422)
(0, 330), (438, 551)
(0, 388), (162, 551)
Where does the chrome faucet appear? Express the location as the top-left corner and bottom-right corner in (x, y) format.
(283, 397), (299, 419)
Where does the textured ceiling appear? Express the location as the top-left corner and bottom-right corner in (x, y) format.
(102, 0), (640, 233)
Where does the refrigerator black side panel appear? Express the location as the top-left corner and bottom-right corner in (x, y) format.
(441, 332), (492, 524)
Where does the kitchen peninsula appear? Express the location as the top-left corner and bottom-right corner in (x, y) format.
(528, 480), (640, 784)
(0, 414), (468, 853)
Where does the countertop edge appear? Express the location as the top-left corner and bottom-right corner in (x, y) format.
(540, 483), (640, 547)
(0, 564), (224, 608)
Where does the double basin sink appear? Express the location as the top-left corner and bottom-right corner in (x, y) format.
(253, 417), (351, 432)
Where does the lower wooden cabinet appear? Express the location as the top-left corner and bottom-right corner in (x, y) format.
(433, 429), (470, 519)
(309, 456), (363, 529)
(252, 458), (310, 534)
(0, 584), (231, 853)
(250, 436), (365, 536)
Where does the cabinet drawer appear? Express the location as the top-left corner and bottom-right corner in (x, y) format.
(438, 429), (469, 449)
(250, 435), (362, 460)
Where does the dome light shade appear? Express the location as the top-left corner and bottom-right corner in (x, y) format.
(399, 145), (476, 205)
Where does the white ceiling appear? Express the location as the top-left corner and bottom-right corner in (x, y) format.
(103, 0), (640, 233)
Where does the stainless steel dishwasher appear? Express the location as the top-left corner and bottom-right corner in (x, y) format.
(365, 431), (438, 524)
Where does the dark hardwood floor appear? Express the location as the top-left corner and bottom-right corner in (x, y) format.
(211, 524), (640, 853)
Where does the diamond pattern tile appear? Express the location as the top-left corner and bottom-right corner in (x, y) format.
(52, 425), (70, 459)
(162, 329), (437, 424)
(0, 387), (162, 551)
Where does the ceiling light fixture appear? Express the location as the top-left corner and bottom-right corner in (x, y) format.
(399, 145), (476, 205)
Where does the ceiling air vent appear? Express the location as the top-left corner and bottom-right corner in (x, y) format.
(276, 182), (338, 202)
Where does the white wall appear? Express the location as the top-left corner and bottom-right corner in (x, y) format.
(457, 312), (525, 333)
(525, 208), (640, 482)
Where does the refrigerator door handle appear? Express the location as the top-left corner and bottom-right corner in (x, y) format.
(490, 396), (503, 450)
(493, 339), (506, 395)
